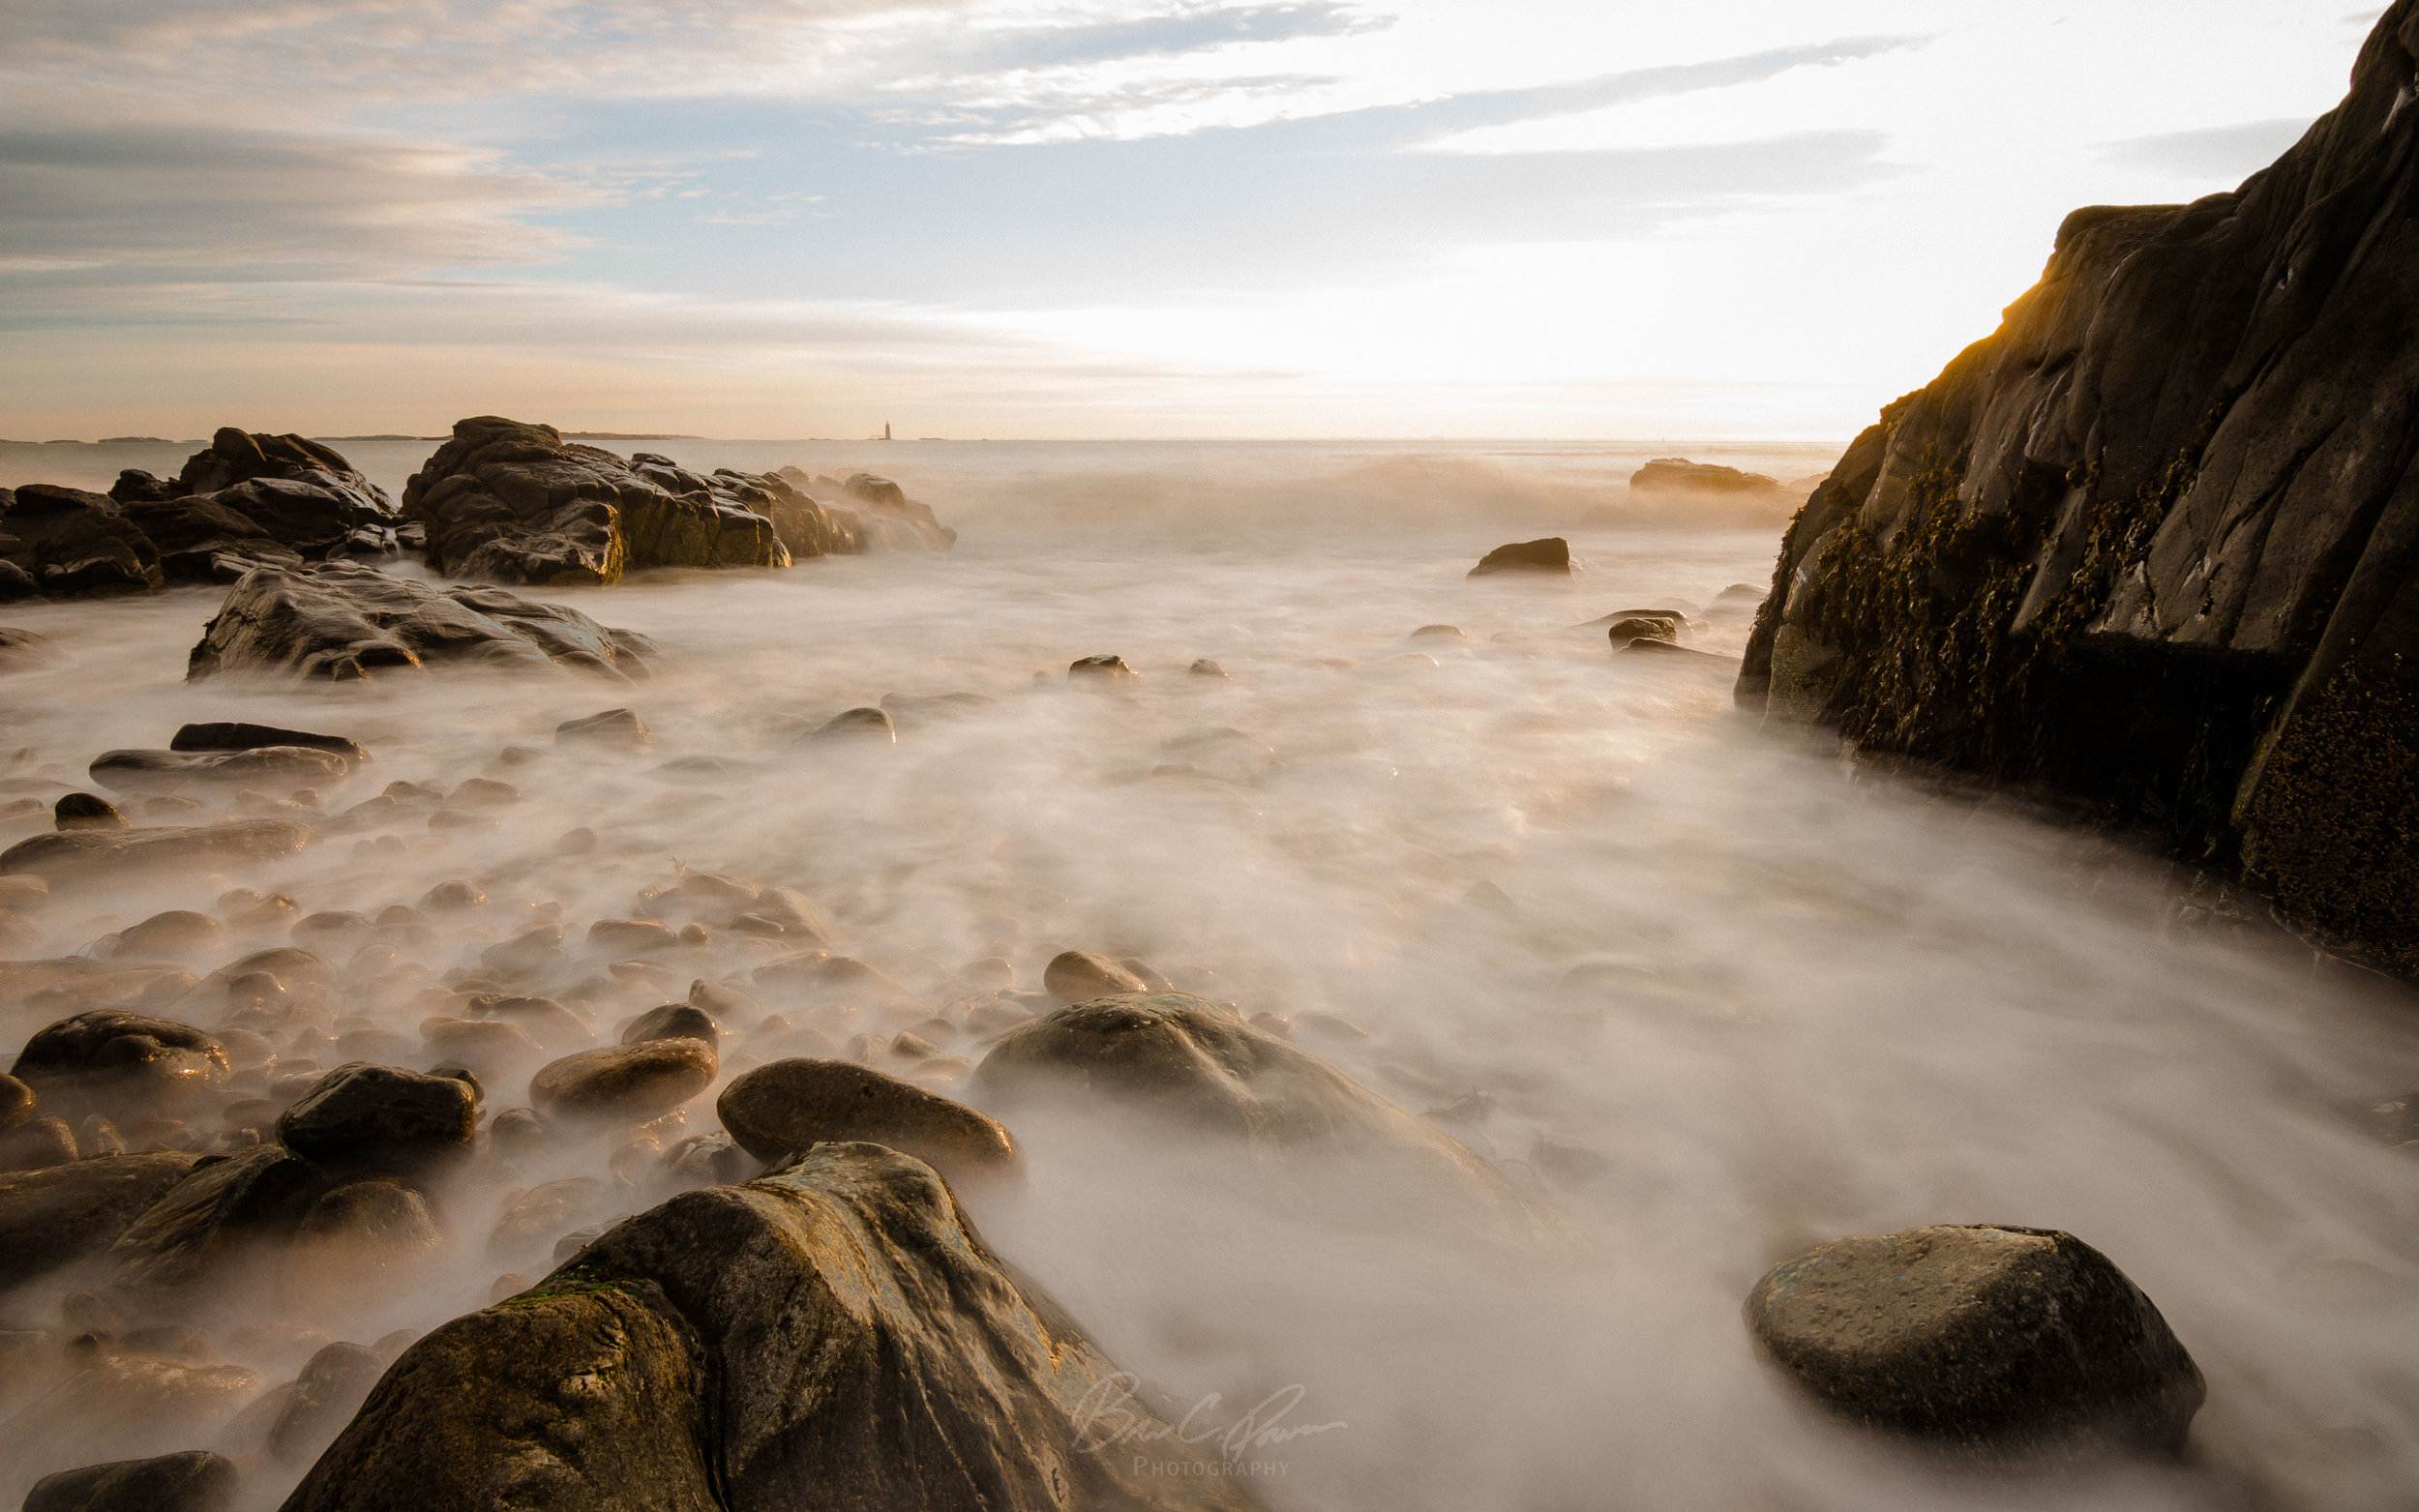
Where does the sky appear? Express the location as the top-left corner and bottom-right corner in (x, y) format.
(0, 1), (2387, 440)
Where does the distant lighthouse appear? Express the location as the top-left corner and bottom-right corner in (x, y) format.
(883, 423), (892, 441)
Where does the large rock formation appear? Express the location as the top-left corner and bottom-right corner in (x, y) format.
(0, 430), (405, 599)
(283, 1142), (1259, 1512)
(1740, 2), (2419, 969)
(187, 563), (656, 682)
(402, 418), (950, 585)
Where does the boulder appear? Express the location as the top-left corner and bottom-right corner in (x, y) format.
(22, 1449), (237, 1512)
(811, 706), (896, 742)
(1068, 655), (1137, 680)
(1736, 1), (2419, 971)
(0, 820), (316, 886)
(527, 1040), (716, 1127)
(1604, 616), (1678, 648)
(2, 1114), (78, 1171)
(1628, 458), (1789, 495)
(1, 1073), (29, 1131)
(555, 707), (652, 747)
(8, 1011), (229, 1122)
(187, 562), (656, 683)
(1042, 949), (1149, 1005)
(282, 1142), (1260, 1512)
(619, 1002), (719, 1051)
(0, 559), (40, 600)
(0, 1151), (205, 1291)
(0, 486), (164, 596)
(716, 1059), (1017, 1183)
(170, 723), (368, 763)
(1467, 538), (1571, 577)
(105, 1145), (332, 1296)
(274, 1064), (478, 1177)
(1746, 1225), (2205, 1459)
(284, 1181), (445, 1311)
(104, 911), (223, 963)
(53, 794), (130, 831)
(266, 1343), (386, 1467)
(400, 417), (788, 585)
(88, 747), (349, 794)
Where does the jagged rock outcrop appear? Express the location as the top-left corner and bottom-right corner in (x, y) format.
(1740, 1), (2419, 970)
(282, 1143), (1260, 1512)
(400, 418), (787, 584)
(400, 419), (953, 586)
(0, 431), (405, 600)
(187, 563), (656, 682)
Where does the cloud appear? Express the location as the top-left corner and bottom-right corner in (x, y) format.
(0, 126), (590, 277)
(899, 2), (1385, 75)
(2093, 117), (2314, 181)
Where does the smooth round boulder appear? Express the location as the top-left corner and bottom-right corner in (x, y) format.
(24, 1449), (237, 1512)
(620, 1002), (719, 1052)
(813, 707), (896, 743)
(1746, 1225), (2205, 1459)
(717, 1058), (1017, 1184)
(9, 1011), (228, 1121)
(107, 910), (224, 962)
(54, 792), (132, 831)
(1041, 949), (1148, 1005)
(528, 1040), (717, 1126)
(274, 1063), (478, 1176)
(1467, 537), (1572, 576)
(1604, 615), (1679, 648)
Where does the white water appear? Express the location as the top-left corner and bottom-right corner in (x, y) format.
(2, 439), (2416, 1510)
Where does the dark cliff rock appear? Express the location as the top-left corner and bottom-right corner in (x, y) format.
(188, 562), (656, 682)
(1739, 1), (2419, 970)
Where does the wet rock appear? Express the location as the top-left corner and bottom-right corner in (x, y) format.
(171, 722), (368, 764)
(1410, 624), (1464, 639)
(1042, 949), (1149, 1005)
(274, 1063), (478, 1177)
(1630, 458), (1789, 495)
(528, 1040), (716, 1127)
(418, 879), (485, 912)
(1189, 657), (1229, 678)
(284, 1142), (1257, 1512)
(53, 793), (130, 831)
(1604, 615), (1680, 648)
(811, 706), (896, 743)
(267, 1342), (384, 1467)
(187, 562), (656, 683)
(1068, 654), (1137, 680)
(103, 911), (223, 963)
(90, 746), (351, 795)
(284, 1181), (444, 1311)
(0, 818), (317, 886)
(587, 918), (678, 955)
(463, 993), (591, 1054)
(1468, 537), (1571, 577)
(105, 1145), (332, 1296)
(486, 1177), (611, 1264)
(687, 977), (761, 1023)
(1746, 1225), (2205, 1459)
(620, 1002), (719, 1051)
(10, 1011), (229, 1122)
(420, 1017), (546, 1075)
(399, 416), (790, 585)
(555, 707), (652, 748)
(0, 486), (165, 597)
(0, 1114), (79, 1171)
(661, 1132), (752, 1189)
(486, 1107), (551, 1159)
(717, 1059), (1016, 1184)
(0, 560), (41, 600)
(1618, 639), (1731, 664)
(0, 1152), (204, 1290)
(23, 1449), (238, 1512)
(1, 1072), (30, 1132)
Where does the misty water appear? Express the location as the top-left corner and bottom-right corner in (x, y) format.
(4, 438), (2418, 1510)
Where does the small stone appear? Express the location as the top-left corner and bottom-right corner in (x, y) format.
(620, 1002), (720, 1051)
(1041, 949), (1148, 1005)
(1, 1117), (82, 1172)
(447, 778), (521, 808)
(554, 707), (651, 748)
(554, 827), (598, 855)
(1188, 658), (1229, 678)
(717, 1057), (1018, 1184)
(528, 1040), (717, 1126)
(418, 878), (486, 912)
(54, 792), (132, 831)
(1410, 624), (1465, 638)
(1746, 1225), (2205, 1459)
(105, 910), (224, 962)
(1068, 654), (1137, 680)
(273, 1063), (478, 1177)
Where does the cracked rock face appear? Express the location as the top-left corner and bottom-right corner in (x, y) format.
(187, 562), (657, 683)
(282, 1142), (1264, 1512)
(1739, 0), (2419, 970)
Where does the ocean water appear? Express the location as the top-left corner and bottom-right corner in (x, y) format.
(1, 437), (2415, 1510)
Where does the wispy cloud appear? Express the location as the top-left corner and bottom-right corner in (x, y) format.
(2093, 116), (2315, 180)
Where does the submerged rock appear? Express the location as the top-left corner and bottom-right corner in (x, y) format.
(1629, 458), (1789, 495)
(1602, 616), (1678, 648)
(186, 563), (655, 683)
(1041, 949), (1148, 1005)
(0, 819), (317, 885)
(170, 722), (368, 763)
(284, 1142), (1260, 1512)
(555, 707), (652, 748)
(1468, 538), (1572, 577)
(274, 1064), (478, 1177)
(88, 746), (349, 794)
(1736, 2), (2419, 972)
(1068, 654), (1137, 680)
(23, 1449), (237, 1512)
(1746, 1225), (2204, 1459)
(0, 1151), (205, 1291)
(401, 417), (788, 585)
(105, 1145), (332, 1296)
(717, 1058), (1017, 1184)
